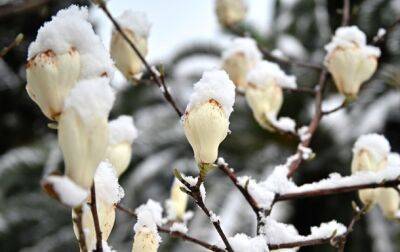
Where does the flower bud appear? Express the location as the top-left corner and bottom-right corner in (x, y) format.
(132, 210), (161, 252)
(376, 188), (400, 219)
(110, 11), (150, 80)
(351, 134), (390, 205)
(72, 162), (124, 250)
(106, 116), (138, 176)
(26, 49), (80, 120)
(324, 26), (381, 100)
(58, 78), (115, 189)
(215, 0), (247, 27)
(183, 70), (235, 165)
(245, 60), (296, 131)
(166, 178), (188, 220)
(221, 38), (261, 90)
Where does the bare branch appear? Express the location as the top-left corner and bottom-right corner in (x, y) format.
(341, 0), (351, 27)
(0, 33), (23, 58)
(73, 205), (88, 252)
(90, 184), (103, 252)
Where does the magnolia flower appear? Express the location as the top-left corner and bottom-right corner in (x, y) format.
(166, 178), (188, 220)
(351, 134), (390, 206)
(222, 38), (261, 90)
(106, 115), (138, 176)
(110, 11), (150, 80)
(26, 48), (80, 120)
(324, 26), (381, 100)
(132, 210), (161, 252)
(58, 78), (115, 189)
(215, 0), (247, 27)
(72, 162), (124, 250)
(183, 70), (235, 165)
(245, 60), (296, 131)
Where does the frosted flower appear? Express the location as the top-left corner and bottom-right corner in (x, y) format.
(110, 11), (150, 80)
(58, 78), (115, 189)
(183, 70), (235, 165)
(106, 115), (138, 176)
(132, 209), (161, 252)
(222, 37), (261, 90)
(215, 0), (247, 27)
(351, 134), (390, 205)
(245, 60), (296, 131)
(26, 49), (80, 120)
(166, 178), (188, 220)
(324, 26), (381, 100)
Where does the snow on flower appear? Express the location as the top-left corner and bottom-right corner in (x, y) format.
(117, 10), (151, 38)
(135, 199), (163, 226)
(247, 60), (297, 89)
(94, 161), (125, 205)
(108, 115), (138, 145)
(226, 233), (268, 252)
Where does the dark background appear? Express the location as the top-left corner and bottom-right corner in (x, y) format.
(0, 0), (399, 251)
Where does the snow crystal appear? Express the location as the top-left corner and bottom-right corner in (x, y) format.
(353, 134), (390, 161)
(222, 37), (262, 63)
(170, 222), (188, 233)
(325, 26), (381, 58)
(247, 60), (297, 89)
(28, 5), (114, 79)
(116, 10), (151, 38)
(187, 70), (236, 117)
(108, 115), (138, 145)
(227, 233), (268, 252)
(94, 161), (124, 205)
(210, 211), (220, 223)
(264, 217), (346, 245)
(135, 199), (163, 226)
(64, 77), (115, 124)
(267, 115), (296, 133)
(44, 175), (88, 207)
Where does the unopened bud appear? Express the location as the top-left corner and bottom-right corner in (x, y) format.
(216, 0), (247, 27)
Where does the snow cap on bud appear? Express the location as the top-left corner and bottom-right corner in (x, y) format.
(58, 77), (115, 189)
(166, 178), (188, 220)
(245, 60), (296, 131)
(351, 134), (390, 205)
(110, 10), (151, 80)
(215, 0), (247, 27)
(183, 70), (235, 165)
(222, 38), (262, 90)
(72, 162), (124, 250)
(106, 115), (138, 176)
(324, 26), (381, 100)
(26, 49), (80, 120)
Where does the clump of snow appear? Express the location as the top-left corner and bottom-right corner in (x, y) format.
(238, 176), (276, 209)
(247, 60), (297, 88)
(267, 115), (296, 133)
(353, 134), (390, 161)
(108, 115), (138, 145)
(102, 241), (116, 252)
(134, 209), (161, 242)
(186, 70), (236, 117)
(94, 161), (124, 205)
(298, 126), (311, 142)
(210, 211), (221, 223)
(44, 175), (88, 207)
(227, 233), (268, 252)
(181, 174), (198, 187)
(28, 5), (114, 79)
(64, 77), (115, 124)
(217, 157), (227, 166)
(298, 145), (313, 160)
(200, 184), (206, 201)
(222, 37), (262, 62)
(170, 222), (188, 233)
(325, 26), (381, 58)
(377, 28), (386, 38)
(264, 217), (346, 245)
(388, 153), (400, 166)
(135, 199), (163, 226)
(116, 10), (151, 38)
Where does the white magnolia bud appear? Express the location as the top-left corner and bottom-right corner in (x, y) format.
(167, 178), (188, 220)
(132, 210), (161, 252)
(58, 78), (115, 188)
(324, 26), (381, 100)
(73, 202), (115, 251)
(106, 116), (138, 176)
(26, 49), (80, 120)
(351, 134), (390, 205)
(376, 188), (400, 219)
(183, 70), (235, 164)
(222, 38), (261, 90)
(215, 0), (247, 27)
(245, 60), (296, 131)
(110, 11), (150, 79)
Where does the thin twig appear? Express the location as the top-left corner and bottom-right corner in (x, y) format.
(283, 86), (317, 95)
(73, 205), (88, 252)
(90, 185), (103, 252)
(94, 0), (183, 117)
(116, 203), (225, 252)
(0, 33), (23, 58)
(268, 236), (333, 250)
(341, 0), (351, 27)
